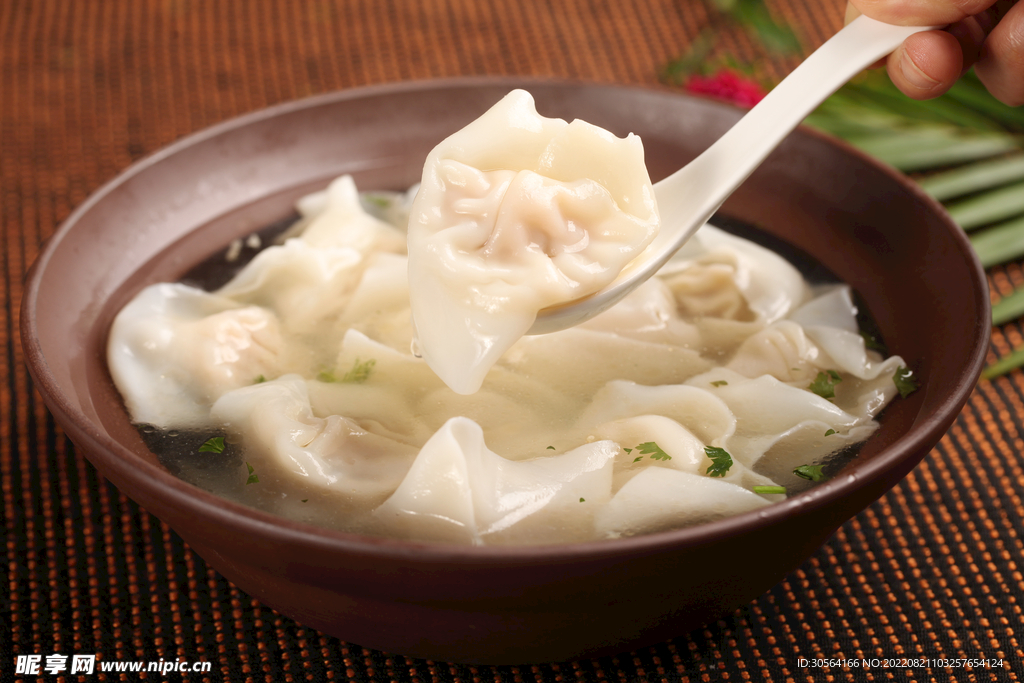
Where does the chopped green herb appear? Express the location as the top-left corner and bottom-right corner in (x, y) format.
(579, 497), (585, 503)
(342, 357), (376, 383)
(793, 464), (825, 482)
(710, 380), (728, 387)
(752, 485), (786, 495)
(254, 374), (267, 384)
(317, 358), (377, 384)
(364, 194), (391, 208)
(893, 365), (919, 398)
(808, 370), (842, 399)
(301, 499), (308, 503)
(245, 462), (259, 485)
(860, 331), (886, 352)
(633, 456), (643, 463)
(824, 429), (836, 436)
(546, 446), (555, 450)
(704, 446), (733, 477)
(198, 436), (225, 454)
(637, 441), (672, 461)
(624, 448), (632, 454)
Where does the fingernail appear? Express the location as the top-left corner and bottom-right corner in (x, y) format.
(898, 51), (940, 91)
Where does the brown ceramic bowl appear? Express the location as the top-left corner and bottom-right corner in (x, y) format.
(21, 78), (988, 664)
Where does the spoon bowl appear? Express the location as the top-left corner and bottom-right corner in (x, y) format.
(529, 15), (937, 334)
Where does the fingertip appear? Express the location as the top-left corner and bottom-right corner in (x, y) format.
(974, 1), (1024, 106)
(887, 31), (963, 99)
(848, 0), (996, 26)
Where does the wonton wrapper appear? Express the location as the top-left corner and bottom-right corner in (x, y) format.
(376, 417), (618, 544)
(408, 89), (659, 394)
(107, 283), (285, 428)
(220, 176), (405, 337)
(664, 224), (809, 324)
(211, 375), (418, 501)
(590, 414), (775, 495)
(596, 468), (771, 538)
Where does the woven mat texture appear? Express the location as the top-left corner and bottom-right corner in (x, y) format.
(3, 1), (1023, 681)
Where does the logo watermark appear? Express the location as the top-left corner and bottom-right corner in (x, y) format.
(796, 657), (1006, 670)
(14, 654), (212, 676)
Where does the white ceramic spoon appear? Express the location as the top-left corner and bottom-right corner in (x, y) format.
(529, 15), (937, 334)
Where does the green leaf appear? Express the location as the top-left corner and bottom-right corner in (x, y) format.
(633, 456), (643, 463)
(803, 109), (895, 139)
(992, 287), (1024, 326)
(546, 446), (555, 450)
(579, 497), (586, 503)
(704, 446), (733, 477)
(917, 154), (1024, 202)
(945, 179), (1024, 230)
(793, 464), (825, 482)
(726, 0), (801, 55)
(245, 462), (259, 485)
(745, 16), (801, 54)
(982, 347), (1024, 379)
(893, 366), (919, 398)
(824, 429), (836, 436)
(198, 436), (225, 454)
(969, 214), (1024, 267)
(808, 370), (842, 399)
(848, 78), (1003, 131)
(636, 441), (672, 461)
(830, 70), (1003, 131)
(752, 485), (786, 494)
(711, 380), (729, 387)
(845, 129), (1020, 172)
(810, 87), (919, 131)
(945, 71), (1024, 132)
(660, 30), (716, 85)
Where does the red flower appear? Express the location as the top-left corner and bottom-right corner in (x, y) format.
(685, 69), (766, 108)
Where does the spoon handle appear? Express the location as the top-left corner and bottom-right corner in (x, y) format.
(529, 15), (937, 335)
(651, 15), (937, 264)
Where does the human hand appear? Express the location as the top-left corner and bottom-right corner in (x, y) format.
(846, 0), (1023, 105)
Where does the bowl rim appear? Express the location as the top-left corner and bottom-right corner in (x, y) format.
(21, 76), (991, 564)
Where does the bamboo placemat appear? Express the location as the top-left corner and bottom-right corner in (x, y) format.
(3, 1), (1021, 680)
